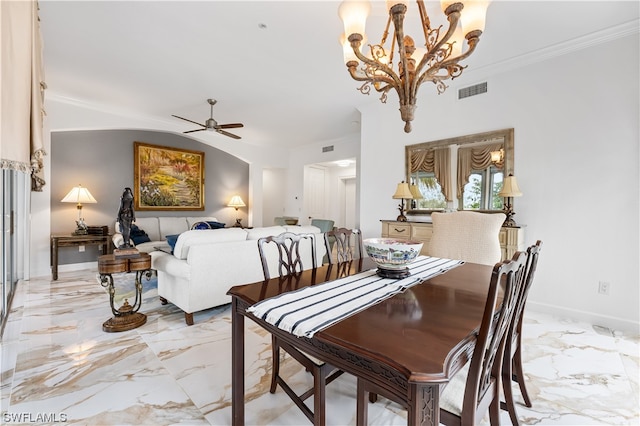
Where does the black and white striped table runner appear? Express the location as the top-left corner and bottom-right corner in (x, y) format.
(247, 256), (464, 338)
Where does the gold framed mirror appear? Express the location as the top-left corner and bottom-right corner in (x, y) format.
(405, 128), (514, 213)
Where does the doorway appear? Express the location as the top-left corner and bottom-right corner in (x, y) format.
(303, 159), (357, 229)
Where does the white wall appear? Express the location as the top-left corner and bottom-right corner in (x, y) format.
(262, 168), (287, 226)
(360, 34), (639, 330)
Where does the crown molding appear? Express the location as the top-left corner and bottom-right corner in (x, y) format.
(461, 19), (639, 83)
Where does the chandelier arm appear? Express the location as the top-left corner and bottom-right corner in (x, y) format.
(346, 63), (395, 88)
(348, 35), (404, 96)
(413, 9), (461, 80)
(432, 31), (481, 74)
(429, 5), (462, 53)
(381, 14), (392, 46)
(416, 0), (431, 39)
(413, 29), (481, 91)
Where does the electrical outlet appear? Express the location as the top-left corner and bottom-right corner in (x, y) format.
(79, 245), (85, 252)
(598, 281), (610, 295)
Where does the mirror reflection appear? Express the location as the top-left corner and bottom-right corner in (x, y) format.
(405, 128), (514, 213)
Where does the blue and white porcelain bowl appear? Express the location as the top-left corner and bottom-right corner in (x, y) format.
(363, 238), (423, 270)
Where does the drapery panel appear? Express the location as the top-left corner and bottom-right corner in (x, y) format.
(409, 147), (452, 202)
(457, 142), (504, 199)
(0, 0), (46, 191)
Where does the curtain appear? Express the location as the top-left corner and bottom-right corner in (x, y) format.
(0, 0), (46, 191)
(409, 147), (453, 201)
(457, 142), (504, 199)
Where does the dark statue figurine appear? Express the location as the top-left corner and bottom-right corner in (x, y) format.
(117, 187), (135, 249)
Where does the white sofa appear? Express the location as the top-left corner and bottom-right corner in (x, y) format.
(112, 216), (219, 253)
(151, 224), (326, 325)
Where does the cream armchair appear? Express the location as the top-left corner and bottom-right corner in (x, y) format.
(428, 211), (506, 266)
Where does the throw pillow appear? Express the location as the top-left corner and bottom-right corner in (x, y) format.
(130, 224), (151, 245)
(191, 221), (211, 230)
(165, 234), (180, 253)
(206, 221), (226, 229)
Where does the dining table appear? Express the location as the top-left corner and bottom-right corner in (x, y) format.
(227, 257), (495, 426)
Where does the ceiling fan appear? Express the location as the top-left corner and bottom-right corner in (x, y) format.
(172, 99), (244, 139)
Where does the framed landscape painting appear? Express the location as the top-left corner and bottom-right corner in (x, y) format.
(134, 142), (205, 210)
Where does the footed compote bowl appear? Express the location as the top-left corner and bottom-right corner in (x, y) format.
(363, 238), (423, 279)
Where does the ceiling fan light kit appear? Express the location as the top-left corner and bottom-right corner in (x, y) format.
(172, 98), (244, 139)
(339, 0), (489, 133)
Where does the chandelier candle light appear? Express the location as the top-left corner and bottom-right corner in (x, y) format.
(339, 0), (490, 132)
(61, 184), (97, 235)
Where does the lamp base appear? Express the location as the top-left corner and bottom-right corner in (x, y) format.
(396, 206), (407, 222)
(233, 218), (244, 228)
(502, 205), (518, 227)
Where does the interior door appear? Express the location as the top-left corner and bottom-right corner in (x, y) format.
(343, 177), (356, 229)
(304, 165), (326, 223)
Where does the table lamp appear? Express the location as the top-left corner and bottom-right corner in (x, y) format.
(392, 181), (414, 222)
(61, 184), (97, 235)
(228, 195), (246, 228)
(498, 174), (523, 227)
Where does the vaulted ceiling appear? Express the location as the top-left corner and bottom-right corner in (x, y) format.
(39, 1), (639, 148)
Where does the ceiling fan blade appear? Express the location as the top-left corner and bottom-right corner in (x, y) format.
(172, 114), (205, 128)
(217, 123), (244, 129)
(217, 129), (241, 139)
(184, 128), (206, 134)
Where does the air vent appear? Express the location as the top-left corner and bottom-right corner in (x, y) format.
(322, 145), (334, 153)
(458, 82), (487, 99)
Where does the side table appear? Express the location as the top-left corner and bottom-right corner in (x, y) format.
(51, 233), (112, 280)
(98, 253), (152, 332)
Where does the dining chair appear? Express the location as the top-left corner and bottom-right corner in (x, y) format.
(428, 211), (506, 266)
(257, 232), (342, 425)
(356, 251), (529, 426)
(324, 228), (362, 264)
(501, 240), (543, 425)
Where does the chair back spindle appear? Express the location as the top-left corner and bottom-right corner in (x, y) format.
(324, 228), (362, 264)
(258, 232), (317, 280)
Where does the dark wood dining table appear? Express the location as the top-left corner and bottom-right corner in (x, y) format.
(227, 258), (494, 426)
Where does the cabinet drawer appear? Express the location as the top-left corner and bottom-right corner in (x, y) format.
(387, 224), (411, 239)
(499, 229), (507, 246)
(411, 225), (433, 241)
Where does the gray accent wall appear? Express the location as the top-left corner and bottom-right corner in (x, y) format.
(51, 129), (249, 265)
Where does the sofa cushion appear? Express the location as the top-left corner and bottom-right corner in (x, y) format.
(159, 217), (190, 239)
(245, 226), (287, 240)
(173, 228), (249, 260)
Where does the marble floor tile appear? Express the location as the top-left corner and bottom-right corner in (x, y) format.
(1, 269), (638, 425)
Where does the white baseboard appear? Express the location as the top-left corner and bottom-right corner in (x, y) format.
(528, 301), (640, 334)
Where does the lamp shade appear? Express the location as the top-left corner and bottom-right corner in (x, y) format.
(498, 175), (523, 197)
(227, 195), (246, 208)
(409, 184), (423, 199)
(61, 185), (97, 204)
(392, 182), (414, 199)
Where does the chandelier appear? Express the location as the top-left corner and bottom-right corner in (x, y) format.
(339, 0), (490, 133)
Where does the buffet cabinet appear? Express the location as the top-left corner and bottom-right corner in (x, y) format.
(380, 220), (525, 261)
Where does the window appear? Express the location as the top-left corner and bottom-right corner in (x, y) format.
(462, 166), (504, 210)
(411, 172), (446, 210)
